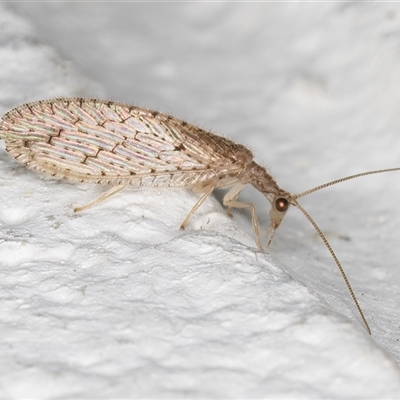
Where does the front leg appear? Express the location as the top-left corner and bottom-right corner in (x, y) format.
(222, 183), (263, 251)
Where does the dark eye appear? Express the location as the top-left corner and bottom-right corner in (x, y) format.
(275, 197), (289, 212)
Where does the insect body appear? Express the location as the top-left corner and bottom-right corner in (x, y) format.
(1, 97), (399, 334)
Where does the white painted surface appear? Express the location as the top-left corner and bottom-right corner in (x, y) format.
(1, 3), (400, 397)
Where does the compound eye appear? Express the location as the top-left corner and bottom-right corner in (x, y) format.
(275, 197), (289, 212)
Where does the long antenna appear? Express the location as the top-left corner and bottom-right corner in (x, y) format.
(294, 167), (400, 200)
(291, 198), (371, 335)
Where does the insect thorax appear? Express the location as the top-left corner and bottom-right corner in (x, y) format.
(245, 161), (280, 201)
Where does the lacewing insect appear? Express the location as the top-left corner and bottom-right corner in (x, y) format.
(1, 97), (399, 334)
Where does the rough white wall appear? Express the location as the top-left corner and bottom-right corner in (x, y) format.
(1, 3), (400, 398)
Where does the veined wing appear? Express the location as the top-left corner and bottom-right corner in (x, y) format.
(0, 98), (253, 186)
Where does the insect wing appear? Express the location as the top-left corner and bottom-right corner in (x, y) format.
(0, 99), (247, 186)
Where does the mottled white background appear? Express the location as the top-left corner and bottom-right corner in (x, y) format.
(0, 2), (400, 398)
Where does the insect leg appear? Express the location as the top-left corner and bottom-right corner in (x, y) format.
(180, 185), (216, 230)
(74, 185), (129, 212)
(222, 183), (262, 251)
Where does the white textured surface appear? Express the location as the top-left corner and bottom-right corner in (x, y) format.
(1, 3), (400, 398)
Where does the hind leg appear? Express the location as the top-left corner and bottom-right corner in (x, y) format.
(74, 185), (128, 212)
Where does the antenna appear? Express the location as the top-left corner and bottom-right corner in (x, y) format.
(291, 198), (371, 334)
(294, 167), (400, 200)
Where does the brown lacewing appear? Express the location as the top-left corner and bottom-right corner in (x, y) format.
(1, 98), (399, 334)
